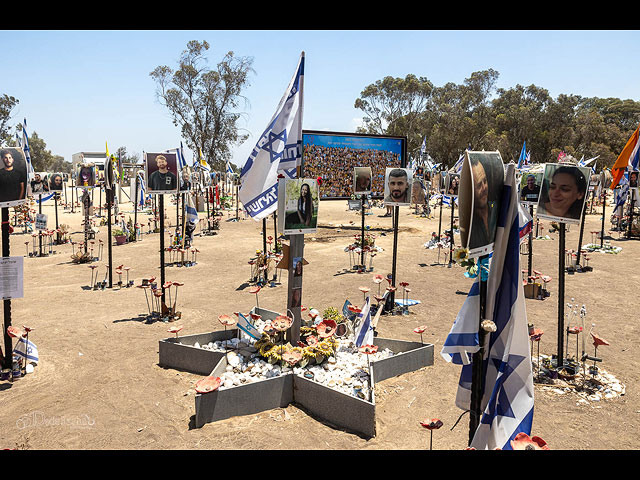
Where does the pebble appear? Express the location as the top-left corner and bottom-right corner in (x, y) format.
(193, 328), (395, 401)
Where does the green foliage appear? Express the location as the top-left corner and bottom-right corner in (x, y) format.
(354, 69), (640, 170)
(149, 40), (255, 172)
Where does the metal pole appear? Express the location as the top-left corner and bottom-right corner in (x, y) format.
(627, 189), (635, 239)
(38, 193), (43, 256)
(557, 223), (566, 369)
(107, 188), (113, 288)
(576, 199), (589, 265)
(448, 201), (455, 267)
(360, 194), (365, 269)
(469, 254), (489, 445)
(528, 205), (533, 278)
(2, 207), (13, 372)
(134, 175), (139, 242)
(600, 191), (606, 248)
(159, 194), (166, 307)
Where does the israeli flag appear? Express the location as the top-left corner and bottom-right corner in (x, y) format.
(354, 297), (374, 347)
(442, 195), (452, 206)
(165, 146), (187, 171)
(420, 136), (427, 156)
(442, 164), (534, 450)
(236, 312), (261, 340)
(226, 160), (233, 176)
(453, 153), (465, 173)
(239, 52), (304, 221)
(13, 337), (39, 365)
(186, 192), (199, 225)
(137, 172), (146, 207)
(615, 177), (629, 210)
(22, 118), (35, 181)
(517, 141), (527, 169)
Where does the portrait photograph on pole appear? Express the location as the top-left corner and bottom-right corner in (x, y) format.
(446, 172), (460, 196)
(353, 167), (372, 196)
(0, 147), (28, 207)
(145, 152), (178, 194)
(459, 151), (505, 258)
(48, 172), (64, 191)
(536, 163), (591, 225)
(279, 177), (319, 235)
(383, 167), (413, 206)
(76, 163), (97, 188)
(519, 171), (543, 205)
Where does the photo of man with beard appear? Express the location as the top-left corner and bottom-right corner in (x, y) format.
(0, 148), (27, 206)
(383, 168), (412, 206)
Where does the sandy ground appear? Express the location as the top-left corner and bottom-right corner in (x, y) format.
(1, 189), (638, 451)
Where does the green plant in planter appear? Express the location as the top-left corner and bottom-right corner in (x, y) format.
(112, 228), (126, 237)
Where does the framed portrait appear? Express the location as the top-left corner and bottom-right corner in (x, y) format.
(179, 166), (192, 193)
(145, 152), (179, 194)
(536, 163), (591, 225)
(76, 163), (97, 188)
(48, 172), (64, 192)
(353, 166), (372, 195)
(290, 287), (302, 308)
(411, 178), (427, 205)
(629, 170), (639, 189)
(446, 172), (460, 197)
(301, 130), (406, 199)
(0, 147), (28, 208)
(278, 177), (319, 235)
(459, 151), (505, 258)
(519, 172), (543, 205)
(383, 167), (413, 206)
(293, 257), (303, 277)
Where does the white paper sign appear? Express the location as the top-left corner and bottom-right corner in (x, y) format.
(35, 213), (48, 231)
(0, 256), (24, 299)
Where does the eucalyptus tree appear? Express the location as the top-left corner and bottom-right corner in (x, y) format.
(1, 93), (19, 145)
(150, 40), (254, 171)
(354, 74), (433, 152)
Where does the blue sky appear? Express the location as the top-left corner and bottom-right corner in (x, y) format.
(1, 30), (639, 170)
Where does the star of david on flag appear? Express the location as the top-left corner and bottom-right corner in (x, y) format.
(441, 163), (534, 450)
(239, 52), (304, 221)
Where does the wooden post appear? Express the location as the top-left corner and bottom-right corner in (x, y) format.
(557, 223), (566, 369)
(285, 233), (304, 346)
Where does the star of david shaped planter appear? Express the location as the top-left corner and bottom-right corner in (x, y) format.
(159, 307), (434, 438)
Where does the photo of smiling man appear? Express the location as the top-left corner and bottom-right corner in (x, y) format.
(383, 167), (412, 206)
(145, 152), (178, 194)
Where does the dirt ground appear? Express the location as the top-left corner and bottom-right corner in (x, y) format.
(1, 189), (638, 451)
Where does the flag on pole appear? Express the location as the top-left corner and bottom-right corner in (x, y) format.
(610, 124), (640, 189)
(197, 148), (211, 173)
(354, 296), (374, 347)
(453, 153), (465, 173)
(13, 337), (39, 365)
(420, 136), (427, 157)
(517, 141), (527, 169)
(236, 312), (261, 340)
(442, 163), (534, 450)
(239, 52), (304, 221)
(136, 171), (146, 207)
(186, 191), (199, 225)
(614, 175), (630, 210)
(22, 118), (35, 181)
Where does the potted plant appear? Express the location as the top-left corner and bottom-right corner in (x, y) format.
(112, 228), (127, 245)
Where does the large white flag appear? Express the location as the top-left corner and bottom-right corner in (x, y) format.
(442, 163), (534, 450)
(239, 52), (304, 221)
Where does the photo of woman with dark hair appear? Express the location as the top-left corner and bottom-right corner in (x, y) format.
(77, 165), (95, 187)
(537, 164), (590, 223)
(283, 178), (319, 234)
(296, 183), (313, 226)
(49, 173), (64, 191)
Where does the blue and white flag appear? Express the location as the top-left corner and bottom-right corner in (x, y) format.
(614, 176), (629, 210)
(354, 296), (374, 347)
(442, 163), (534, 450)
(239, 52), (304, 221)
(236, 312), (261, 340)
(35, 192), (56, 203)
(420, 136), (427, 157)
(186, 192), (199, 226)
(453, 153), (465, 173)
(226, 160), (233, 177)
(518, 202), (533, 242)
(13, 337), (39, 365)
(517, 141), (527, 169)
(22, 118), (35, 181)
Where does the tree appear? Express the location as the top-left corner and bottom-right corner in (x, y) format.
(0, 94), (19, 146)
(354, 74), (433, 151)
(150, 40), (254, 171)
